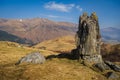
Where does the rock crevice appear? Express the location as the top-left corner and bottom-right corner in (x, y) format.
(75, 12), (102, 63)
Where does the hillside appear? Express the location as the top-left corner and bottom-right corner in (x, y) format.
(0, 41), (107, 80)
(0, 36), (120, 80)
(0, 18), (77, 45)
(34, 36), (76, 53)
(101, 43), (120, 62)
(35, 36), (120, 63)
(0, 30), (32, 44)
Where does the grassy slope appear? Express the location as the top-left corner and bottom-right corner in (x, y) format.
(34, 36), (76, 53)
(0, 36), (120, 80)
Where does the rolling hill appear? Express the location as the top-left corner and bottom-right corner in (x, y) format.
(0, 30), (32, 44)
(34, 36), (76, 53)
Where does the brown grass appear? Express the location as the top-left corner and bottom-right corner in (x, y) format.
(101, 43), (120, 62)
(34, 36), (76, 53)
(0, 36), (120, 80)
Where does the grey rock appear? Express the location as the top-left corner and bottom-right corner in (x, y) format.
(106, 72), (119, 79)
(94, 62), (110, 71)
(105, 61), (120, 72)
(70, 12), (120, 74)
(15, 52), (46, 65)
(73, 12), (103, 64)
(83, 54), (103, 63)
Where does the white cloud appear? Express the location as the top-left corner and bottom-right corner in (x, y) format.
(44, 1), (75, 12)
(44, 2), (83, 12)
(76, 5), (83, 12)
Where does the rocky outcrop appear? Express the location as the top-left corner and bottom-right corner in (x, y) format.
(94, 62), (110, 71)
(73, 13), (120, 78)
(105, 61), (120, 72)
(15, 52), (46, 65)
(75, 12), (102, 63)
(106, 72), (119, 79)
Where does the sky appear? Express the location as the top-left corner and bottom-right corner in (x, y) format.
(0, 0), (120, 28)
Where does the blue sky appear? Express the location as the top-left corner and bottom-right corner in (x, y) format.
(0, 0), (120, 28)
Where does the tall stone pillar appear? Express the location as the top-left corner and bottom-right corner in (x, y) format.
(72, 12), (120, 72)
(75, 12), (102, 63)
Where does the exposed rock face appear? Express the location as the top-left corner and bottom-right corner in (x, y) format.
(73, 13), (120, 76)
(75, 12), (102, 63)
(63, 12), (120, 79)
(15, 52), (46, 65)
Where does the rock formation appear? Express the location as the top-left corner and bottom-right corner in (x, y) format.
(73, 13), (120, 77)
(75, 12), (102, 63)
(106, 72), (119, 79)
(15, 52), (46, 65)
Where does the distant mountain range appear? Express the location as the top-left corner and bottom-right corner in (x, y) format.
(101, 27), (120, 43)
(0, 18), (119, 45)
(0, 18), (77, 45)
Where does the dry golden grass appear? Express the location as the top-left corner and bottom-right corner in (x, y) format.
(0, 41), (55, 65)
(0, 58), (107, 80)
(34, 35), (76, 53)
(0, 38), (120, 80)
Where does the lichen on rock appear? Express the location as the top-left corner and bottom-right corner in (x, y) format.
(75, 12), (102, 63)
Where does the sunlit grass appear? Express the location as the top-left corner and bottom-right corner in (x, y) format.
(34, 36), (76, 53)
(1, 39), (120, 80)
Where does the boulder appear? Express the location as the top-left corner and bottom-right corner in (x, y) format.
(94, 62), (110, 71)
(106, 72), (119, 79)
(105, 61), (120, 72)
(15, 52), (46, 65)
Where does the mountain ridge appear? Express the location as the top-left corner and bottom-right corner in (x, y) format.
(0, 18), (77, 44)
(0, 18), (119, 45)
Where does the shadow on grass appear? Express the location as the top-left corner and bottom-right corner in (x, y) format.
(46, 49), (80, 60)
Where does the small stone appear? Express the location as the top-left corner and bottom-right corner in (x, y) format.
(106, 72), (119, 79)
